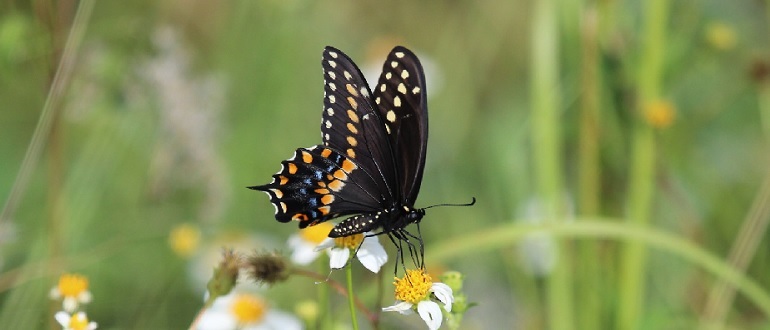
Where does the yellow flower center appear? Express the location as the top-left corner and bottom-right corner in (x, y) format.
(393, 269), (433, 305)
(333, 233), (364, 249)
(58, 274), (89, 298)
(643, 99), (676, 129)
(168, 223), (201, 257)
(299, 223), (333, 244)
(231, 294), (267, 324)
(68, 313), (91, 330)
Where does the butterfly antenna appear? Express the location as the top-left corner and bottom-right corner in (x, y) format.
(423, 197), (477, 210)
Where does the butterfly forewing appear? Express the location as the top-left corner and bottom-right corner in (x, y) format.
(372, 46), (429, 204)
(321, 47), (398, 205)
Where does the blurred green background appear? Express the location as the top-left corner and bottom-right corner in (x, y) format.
(2, 0), (770, 329)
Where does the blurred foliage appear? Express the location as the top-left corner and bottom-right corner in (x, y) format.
(1, 0), (770, 329)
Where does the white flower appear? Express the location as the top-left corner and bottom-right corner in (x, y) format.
(315, 231), (387, 273)
(382, 269), (454, 330)
(55, 311), (97, 330)
(287, 223), (334, 265)
(197, 293), (303, 330)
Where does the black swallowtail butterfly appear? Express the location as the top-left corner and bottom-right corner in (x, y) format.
(250, 46), (460, 268)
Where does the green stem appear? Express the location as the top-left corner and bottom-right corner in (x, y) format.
(577, 6), (602, 330)
(425, 220), (770, 319)
(317, 260), (329, 330)
(531, 0), (572, 328)
(346, 265), (359, 330)
(618, 0), (668, 328)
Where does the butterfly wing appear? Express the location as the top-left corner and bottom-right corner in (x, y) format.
(320, 46), (399, 205)
(371, 46), (428, 205)
(251, 47), (403, 230)
(249, 145), (382, 228)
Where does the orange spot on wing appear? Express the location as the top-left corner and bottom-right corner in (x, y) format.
(333, 169), (347, 180)
(328, 180), (345, 192)
(321, 148), (332, 158)
(279, 176), (288, 185)
(318, 206), (330, 215)
(314, 188), (330, 194)
(321, 195), (335, 205)
(302, 151), (313, 163)
(341, 159), (357, 172)
(288, 163), (297, 174)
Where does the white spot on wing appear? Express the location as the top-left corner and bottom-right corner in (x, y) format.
(393, 95), (401, 107)
(379, 84), (386, 92)
(328, 82), (337, 91)
(360, 87), (369, 97)
(329, 95), (336, 103)
(328, 60), (337, 68)
(401, 70), (410, 79)
(329, 51), (339, 58)
(395, 52), (405, 58)
(326, 108), (334, 116)
(390, 61), (398, 68)
(328, 71), (336, 79)
(412, 86), (421, 94)
(344, 71), (352, 80)
(325, 120), (332, 128)
(386, 110), (396, 122)
(385, 72), (392, 80)
(397, 83), (407, 94)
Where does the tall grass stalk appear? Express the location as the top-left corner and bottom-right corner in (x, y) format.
(617, 0), (669, 328)
(531, 0), (573, 328)
(0, 0), (94, 226)
(577, 6), (602, 330)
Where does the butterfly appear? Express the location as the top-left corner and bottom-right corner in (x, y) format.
(250, 46), (450, 268)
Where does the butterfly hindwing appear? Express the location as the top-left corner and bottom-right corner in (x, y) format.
(249, 145), (383, 228)
(372, 46), (429, 204)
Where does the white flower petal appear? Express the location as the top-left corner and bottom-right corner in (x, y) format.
(356, 237), (388, 273)
(54, 311), (70, 327)
(328, 247), (350, 269)
(246, 310), (303, 330)
(288, 236), (320, 265)
(417, 301), (443, 330)
(430, 283), (454, 312)
(314, 238), (335, 251)
(197, 309), (237, 330)
(49, 287), (61, 299)
(382, 301), (414, 315)
(78, 291), (93, 304)
(63, 297), (77, 313)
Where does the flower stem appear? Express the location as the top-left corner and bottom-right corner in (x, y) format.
(291, 269), (375, 322)
(346, 266), (359, 330)
(317, 260), (329, 330)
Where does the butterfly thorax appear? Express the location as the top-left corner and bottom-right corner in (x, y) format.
(381, 205), (425, 232)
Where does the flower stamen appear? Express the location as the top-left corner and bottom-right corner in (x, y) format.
(393, 269), (433, 305)
(333, 233), (364, 249)
(231, 294), (267, 324)
(57, 274), (89, 298)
